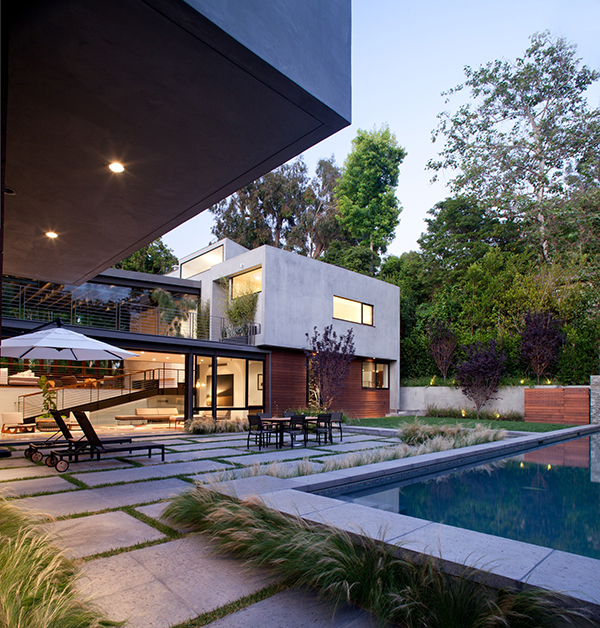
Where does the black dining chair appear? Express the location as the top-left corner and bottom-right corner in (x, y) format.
(314, 413), (332, 446)
(330, 411), (343, 441)
(282, 414), (307, 448)
(247, 415), (274, 450)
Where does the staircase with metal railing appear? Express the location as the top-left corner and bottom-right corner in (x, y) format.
(18, 367), (185, 420)
(2, 282), (260, 345)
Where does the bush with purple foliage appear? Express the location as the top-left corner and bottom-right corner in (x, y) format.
(455, 340), (506, 419)
(521, 311), (564, 384)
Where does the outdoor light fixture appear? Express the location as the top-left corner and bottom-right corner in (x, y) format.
(46, 232), (58, 238)
(109, 162), (125, 173)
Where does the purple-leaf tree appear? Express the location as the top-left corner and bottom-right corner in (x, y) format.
(520, 311), (564, 384)
(428, 320), (457, 382)
(305, 325), (355, 411)
(455, 340), (506, 419)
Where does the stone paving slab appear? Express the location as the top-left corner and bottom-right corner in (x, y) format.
(256, 489), (343, 517)
(135, 502), (192, 534)
(47, 511), (165, 558)
(17, 478), (191, 517)
(133, 448), (242, 465)
(0, 466), (59, 481)
(206, 588), (377, 628)
(317, 440), (392, 453)
(222, 449), (320, 465)
(167, 442), (247, 452)
(0, 475), (77, 497)
(0, 457), (37, 468)
(212, 476), (298, 500)
(302, 502), (432, 543)
(526, 550), (600, 604)
(392, 521), (554, 582)
(78, 536), (278, 628)
(72, 460), (232, 486)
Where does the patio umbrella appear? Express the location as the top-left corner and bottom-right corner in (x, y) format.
(0, 319), (138, 361)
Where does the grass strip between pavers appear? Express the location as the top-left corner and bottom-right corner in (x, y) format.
(169, 580), (292, 628)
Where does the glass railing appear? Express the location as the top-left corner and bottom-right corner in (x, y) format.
(2, 285), (260, 344)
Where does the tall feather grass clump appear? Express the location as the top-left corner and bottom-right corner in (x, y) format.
(164, 486), (591, 628)
(0, 498), (121, 628)
(399, 419), (506, 447)
(186, 416), (249, 434)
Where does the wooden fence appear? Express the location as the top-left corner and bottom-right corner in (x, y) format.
(524, 387), (590, 425)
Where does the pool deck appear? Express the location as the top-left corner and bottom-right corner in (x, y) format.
(1, 422), (599, 626)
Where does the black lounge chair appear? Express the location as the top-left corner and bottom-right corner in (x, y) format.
(48, 411), (164, 472)
(25, 410), (132, 465)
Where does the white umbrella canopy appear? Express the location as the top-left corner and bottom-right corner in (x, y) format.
(1, 320), (138, 361)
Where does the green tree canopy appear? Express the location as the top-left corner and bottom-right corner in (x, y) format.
(428, 32), (600, 263)
(336, 125), (406, 257)
(113, 238), (178, 275)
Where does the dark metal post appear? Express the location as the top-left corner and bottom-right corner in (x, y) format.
(184, 354), (194, 421)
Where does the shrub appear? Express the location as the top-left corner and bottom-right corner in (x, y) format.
(425, 405), (524, 422)
(521, 311), (564, 384)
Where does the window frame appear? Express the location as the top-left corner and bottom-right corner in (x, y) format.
(361, 360), (389, 390)
(333, 295), (374, 326)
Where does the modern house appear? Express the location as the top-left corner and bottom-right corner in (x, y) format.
(1, 0), (353, 423)
(1, 238), (400, 423)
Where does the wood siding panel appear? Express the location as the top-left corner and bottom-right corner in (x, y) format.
(267, 349), (389, 418)
(524, 388), (589, 425)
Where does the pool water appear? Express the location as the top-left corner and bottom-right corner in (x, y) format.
(338, 436), (600, 559)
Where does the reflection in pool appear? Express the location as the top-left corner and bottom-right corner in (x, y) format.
(338, 436), (600, 559)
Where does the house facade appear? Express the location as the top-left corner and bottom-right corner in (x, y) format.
(175, 239), (401, 418)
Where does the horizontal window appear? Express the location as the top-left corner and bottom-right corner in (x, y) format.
(180, 245), (223, 278)
(333, 296), (373, 326)
(362, 361), (389, 389)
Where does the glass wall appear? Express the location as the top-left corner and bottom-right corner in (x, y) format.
(231, 268), (262, 298)
(362, 361), (389, 389)
(194, 355), (264, 415)
(180, 245), (223, 279)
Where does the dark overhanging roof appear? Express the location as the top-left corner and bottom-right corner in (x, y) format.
(2, 0), (351, 285)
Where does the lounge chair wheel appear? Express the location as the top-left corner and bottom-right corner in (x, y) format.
(56, 460), (69, 473)
(31, 450), (43, 463)
(24, 447), (34, 459)
(45, 454), (58, 467)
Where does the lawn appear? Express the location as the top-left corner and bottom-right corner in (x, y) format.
(349, 416), (572, 433)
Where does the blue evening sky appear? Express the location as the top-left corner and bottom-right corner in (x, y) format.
(163, 0), (600, 261)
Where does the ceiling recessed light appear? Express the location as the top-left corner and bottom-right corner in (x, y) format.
(109, 162), (125, 173)
(3, 187), (16, 195)
(46, 232), (58, 239)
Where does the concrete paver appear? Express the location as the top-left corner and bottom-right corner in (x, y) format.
(47, 511), (165, 558)
(79, 537), (278, 628)
(0, 475), (77, 497)
(317, 440), (392, 453)
(206, 588), (377, 628)
(133, 448), (242, 465)
(223, 449), (319, 465)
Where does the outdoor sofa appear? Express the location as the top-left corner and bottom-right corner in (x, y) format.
(114, 407), (179, 424)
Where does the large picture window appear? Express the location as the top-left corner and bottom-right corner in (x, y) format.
(362, 361), (389, 389)
(231, 268), (262, 299)
(180, 245), (223, 278)
(333, 296), (373, 326)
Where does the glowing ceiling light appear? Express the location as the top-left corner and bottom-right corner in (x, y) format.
(109, 162), (125, 173)
(46, 231), (58, 239)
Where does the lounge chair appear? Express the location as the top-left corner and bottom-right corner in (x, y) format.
(48, 411), (164, 472)
(25, 410), (132, 464)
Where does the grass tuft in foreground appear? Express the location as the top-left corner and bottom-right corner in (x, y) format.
(186, 416), (249, 434)
(164, 486), (592, 628)
(0, 498), (121, 628)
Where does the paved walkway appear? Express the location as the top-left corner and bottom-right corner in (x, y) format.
(0, 427), (393, 627)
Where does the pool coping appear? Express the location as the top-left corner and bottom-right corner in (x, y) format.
(214, 424), (600, 615)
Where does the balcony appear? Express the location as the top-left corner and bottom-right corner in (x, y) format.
(2, 284), (260, 345)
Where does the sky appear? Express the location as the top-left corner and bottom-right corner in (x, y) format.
(163, 0), (600, 261)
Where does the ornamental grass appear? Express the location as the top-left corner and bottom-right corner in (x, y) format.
(164, 486), (590, 628)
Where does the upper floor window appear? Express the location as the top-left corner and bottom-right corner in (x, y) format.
(180, 245), (223, 279)
(333, 296), (373, 326)
(231, 267), (262, 299)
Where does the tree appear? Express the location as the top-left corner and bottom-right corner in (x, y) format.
(151, 288), (198, 337)
(211, 158), (309, 251)
(289, 157), (343, 258)
(114, 238), (178, 275)
(305, 325), (355, 411)
(336, 125), (406, 260)
(428, 32), (600, 263)
(521, 311), (564, 384)
(418, 196), (525, 282)
(429, 321), (457, 382)
(455, 340), (506, 419)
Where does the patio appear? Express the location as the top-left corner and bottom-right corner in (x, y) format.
(0, 425), (394, 627)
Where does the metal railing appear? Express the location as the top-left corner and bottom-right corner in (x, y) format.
(2, 284), (260, 344)
(18, 367), (185, 419)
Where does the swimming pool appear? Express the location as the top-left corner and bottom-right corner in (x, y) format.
(336, 435), (600, 560)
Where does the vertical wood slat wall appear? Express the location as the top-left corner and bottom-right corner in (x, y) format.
(266, 348), (389, 418)
(524, 388), (590, 425)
